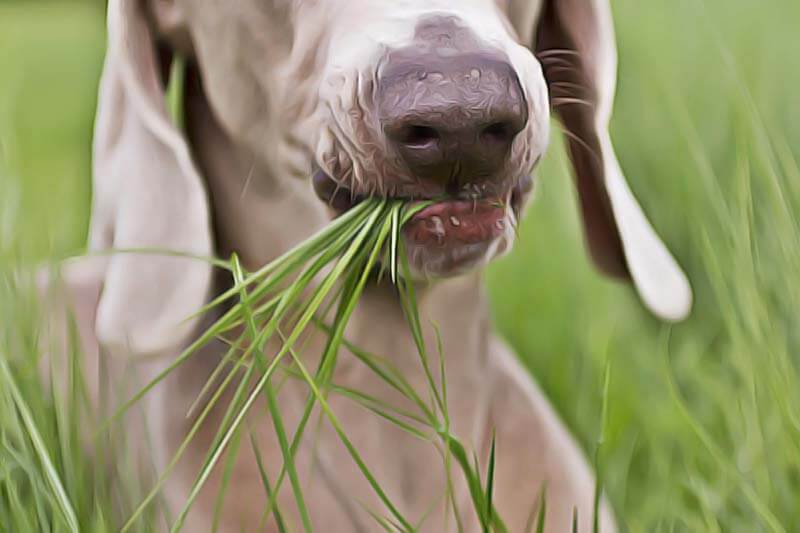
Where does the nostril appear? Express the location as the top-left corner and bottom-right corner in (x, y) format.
(480, 122), (514, 145)
(399, 125), (440, 148)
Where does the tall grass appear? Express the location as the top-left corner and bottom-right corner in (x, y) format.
(0, 272), (160, 532)
(2, 0), (799, 531)
(489, 2), (800, 531)
(2, 197), (513, 531)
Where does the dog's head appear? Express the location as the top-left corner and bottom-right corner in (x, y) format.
(89, 0), (692, 356)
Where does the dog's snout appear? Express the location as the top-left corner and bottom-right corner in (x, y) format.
(378, 52), (527, 189)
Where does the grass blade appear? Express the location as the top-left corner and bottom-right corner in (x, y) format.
(0, 356), (79, 532)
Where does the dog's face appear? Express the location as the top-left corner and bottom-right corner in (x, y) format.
(172, 0), (549, 277)
(89, 0), (692, 356)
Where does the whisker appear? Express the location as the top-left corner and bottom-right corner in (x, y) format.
(559, 127), (603, 167)
(538, 56), (576, 67)
(549, 81), (587, 93)
(545, 66), (581, 76)
(536, 48), (581, 58)
(552, 97), (593, 108)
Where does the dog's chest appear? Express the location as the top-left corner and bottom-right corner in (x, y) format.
(152, 280), (493, 531)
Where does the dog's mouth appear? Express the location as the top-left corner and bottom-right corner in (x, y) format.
(312, 171), (533, 277)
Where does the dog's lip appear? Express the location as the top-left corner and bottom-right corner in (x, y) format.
(312, 170), (530, 274)
(404, 199), (508, 246)
(311, 170), (532, 217)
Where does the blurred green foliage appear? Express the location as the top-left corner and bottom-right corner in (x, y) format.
(0, 2), (105, 261)
(1, 0), (798, 531)
(490, 1), (800, 530)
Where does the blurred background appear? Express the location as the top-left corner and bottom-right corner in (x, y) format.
(1, 0), (799, 530)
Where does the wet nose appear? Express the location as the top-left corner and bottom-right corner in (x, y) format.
(378, 52), (527, 188)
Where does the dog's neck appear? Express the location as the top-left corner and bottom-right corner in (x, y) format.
(184, 63), (492, 372)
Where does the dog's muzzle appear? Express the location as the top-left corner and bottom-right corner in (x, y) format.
(313, 18), (534, 277)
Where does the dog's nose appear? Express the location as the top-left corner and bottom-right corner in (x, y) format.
(378, 52), (527, 189)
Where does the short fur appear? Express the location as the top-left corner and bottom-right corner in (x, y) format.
(38, 0), (693, 531)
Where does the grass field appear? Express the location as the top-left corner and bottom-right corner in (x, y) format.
(1, 0), (799, 531)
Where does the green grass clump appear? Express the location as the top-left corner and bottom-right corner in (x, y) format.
(114, 198), (509, 532)
(2, 197), (511, 531)
(0, 273), (160, 532)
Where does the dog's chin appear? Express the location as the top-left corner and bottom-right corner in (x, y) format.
(401, 198), (517, 279)
(312, 171), (531, 279)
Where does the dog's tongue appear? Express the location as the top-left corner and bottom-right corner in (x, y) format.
(404, 200), (507, 245)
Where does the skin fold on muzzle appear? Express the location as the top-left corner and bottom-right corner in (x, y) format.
(34, 1), (694, 531)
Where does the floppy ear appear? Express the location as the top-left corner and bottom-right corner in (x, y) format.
(534, 0), (692, 321)
(89, 0), (213, 357)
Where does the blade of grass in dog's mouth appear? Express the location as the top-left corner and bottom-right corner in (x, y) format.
(112, 197), (507, 532)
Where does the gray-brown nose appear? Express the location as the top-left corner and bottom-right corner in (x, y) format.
(378, 52), (527, 189)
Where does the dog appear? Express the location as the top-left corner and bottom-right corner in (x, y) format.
(38, 0), (693, 531)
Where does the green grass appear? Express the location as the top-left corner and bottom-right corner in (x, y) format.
(2, 0), (800, 531)
(2, 193), (507, 531)
(489, 1), (800, 530)
(0, 280), (164, 532)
